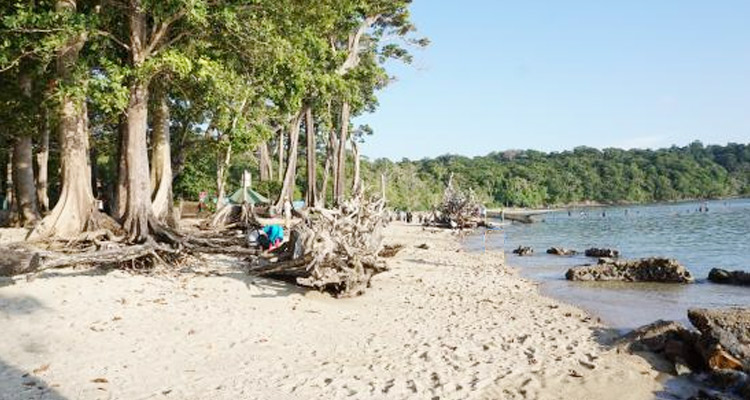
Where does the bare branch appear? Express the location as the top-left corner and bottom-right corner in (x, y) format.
(336, 15), (380, 75)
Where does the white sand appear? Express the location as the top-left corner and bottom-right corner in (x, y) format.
(0, 223), (663, 399)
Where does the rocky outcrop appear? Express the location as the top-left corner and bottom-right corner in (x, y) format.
(512, 246), (533, 256)
(618, 320), (703, 373)
(566, 257), (694, 283)
(584, 247), (619, 258)
(626, 308), (750, 399)
(546, 247), (577, 256)
(688, 308), (750, 373)
(708, 268), (750, 287)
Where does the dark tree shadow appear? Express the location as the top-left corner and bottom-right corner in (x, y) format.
(0, 359), (69, 400)
(0, 293), (68, 400)
(0, 294), (47, 316)
(219, 271), (308, 298)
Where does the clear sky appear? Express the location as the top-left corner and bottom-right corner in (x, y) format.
(355, 0), (750, 161)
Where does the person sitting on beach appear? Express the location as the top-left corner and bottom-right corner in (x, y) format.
(257, 224), (284, 251)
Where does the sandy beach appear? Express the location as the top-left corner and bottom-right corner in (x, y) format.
(0, 223), (664, 399)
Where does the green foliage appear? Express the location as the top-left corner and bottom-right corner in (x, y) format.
(363, 142), (750, 210)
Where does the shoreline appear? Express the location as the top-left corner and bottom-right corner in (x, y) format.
(0, 223), (665, 399)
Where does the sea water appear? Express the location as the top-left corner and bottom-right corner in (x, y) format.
(467, 198), (750, 330)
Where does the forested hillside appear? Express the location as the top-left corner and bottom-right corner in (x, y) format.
(362, 142), (750, 209)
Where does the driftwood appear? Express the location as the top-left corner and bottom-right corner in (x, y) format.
(0, 242), (180, 277)
(250, 197), (388, 297)
(0, 223), (259, 277)
(426, 174), (482, 229)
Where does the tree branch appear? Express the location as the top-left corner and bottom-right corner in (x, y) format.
(95, 30), (131, 51)
(336, 15), (380, 75)
(145, 9), (188, 57)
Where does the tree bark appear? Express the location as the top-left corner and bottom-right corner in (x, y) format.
(318, 128), (337, 208)
(216, 140), (231, 207)
(258, 141), (272, 181)
(29, 0), (102, 240)
(13, 73), (40, 225)
(114, 116), (128, 220)
(150, 84), (176, 227)
(351, 137), (361, 197)
(277, 130), (285, 183)
(35, 111), (50, 212)
(304, 105), (317, 207)
(4, 156), (13, 218)
(334, 101), (350, 205)
(121, 79), (153, 243)
(121, 0), (158, 243)
(276, 110), (304, 208)
(12, 136), (40, 225)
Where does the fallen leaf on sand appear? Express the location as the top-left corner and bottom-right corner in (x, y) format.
(33, 364), (50, 374)
(91, 378), (108, 383)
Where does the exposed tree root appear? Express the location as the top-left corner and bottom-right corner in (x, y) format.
(249, 197), (389, 297)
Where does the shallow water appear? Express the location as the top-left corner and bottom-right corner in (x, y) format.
(467, 198), (750, 330)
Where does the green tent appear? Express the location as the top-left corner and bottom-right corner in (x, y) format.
(227, 187), (270, 205)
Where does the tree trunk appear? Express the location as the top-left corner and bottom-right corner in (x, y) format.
(150, 84), (176, 227)
(90, 145), (99, 198)
(29, 0), (103, 240)
(258, 141), (272, 181)
(35, 112), (50, 212)
(351, 138), (361, 197)
(277, 130), (285, 183)
(121, 1), (158, 243)
(12, 136), (40, 225)
(304, 105), (317, 207)
(4, 156), (13, 217)
(318, 128), (337, 208)
(334, 101), (350, 205)
(114, 116), (128, 219)
(276, 111), (304, 208)
(121, 79), (154, 243)
(216, 141), (231, 208)
(13, 73), (40, 225)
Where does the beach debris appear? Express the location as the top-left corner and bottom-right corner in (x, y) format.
(249, 197), (388, 297)
(378, 244), (404, 258)
(707, 268), (750, 287)
(584, 248), (620, 258)
(427, 174), (482, 229)
(565, 257), (694, 283)
(546, 247), (577, 256)
(512, 246), (533, 256)
(416, 243), (430, 250)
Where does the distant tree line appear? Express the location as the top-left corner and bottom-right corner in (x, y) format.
(361, 141), (750, 210)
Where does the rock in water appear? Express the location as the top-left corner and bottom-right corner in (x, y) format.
(546, 247), (577, 256)
(565, 257), (694, 283)
(618, 320), (703, 373)
(584, 247), (620, 258)
(708, 268), (750, 287)
(687, 308), (750, 373)
(512, 246), (533, 256)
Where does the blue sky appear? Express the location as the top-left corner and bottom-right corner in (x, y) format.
(355, 0), (750, 160)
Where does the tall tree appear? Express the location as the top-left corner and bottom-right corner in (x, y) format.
(30, 0), (107, 239)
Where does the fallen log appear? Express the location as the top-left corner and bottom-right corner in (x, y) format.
(0, 243), (178, 277)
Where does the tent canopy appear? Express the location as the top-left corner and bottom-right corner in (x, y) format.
(227, 187), (270, 205)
